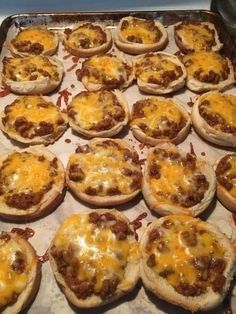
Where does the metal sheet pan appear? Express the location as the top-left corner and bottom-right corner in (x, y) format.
(0, 10), (235, 314)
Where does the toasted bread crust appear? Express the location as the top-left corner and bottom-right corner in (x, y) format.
(49, 209), (140, 308)
(1, 232), (41, 314)
(134, 52), (186, 95)
(0, 146), (65, 221)
(67, 90), (129, 138)
(66, 138), (142, 206)
(9, 27), (59, 57)
(140, 215), (236, 311)
(174, 21), (223, 53)
(2, 57), (64, 95)
(130, 96), (191, 146)
(115, 16), (168, 55)
(191, 91), (236, 148)
(142, 143), (216, 216)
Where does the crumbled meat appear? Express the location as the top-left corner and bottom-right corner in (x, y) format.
(210, 258), (226, 273)
(162, 219), (174, 229)
(156, 240), (169, 252)
(180, 230), (197, 247)
(88, 212), (101, 225)
(35, 121), (54, 136)
(68, 164), (85, 182)
(5, 191), (43, 209)
(11, 251), (26, 274)
(110, 220), (131, 240)
(149, 162), (161, 179)
(159, 269), (175, 278)
(212, 275), (226, 293)
(175, 282), (204, 296)
(148, 228), (162, 242)
(146, 254), (156, 267)
(106, 187), (121, 195)
(99, 277), (120, 299)
(0, 231), (10, 242)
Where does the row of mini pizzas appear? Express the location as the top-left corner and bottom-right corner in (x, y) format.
(1, 210), (236, 313)
(2, 50), (235, 96)
(0, 90), (235, 148)
(7, 18), (223, 58)
(0, 140), (235, 223)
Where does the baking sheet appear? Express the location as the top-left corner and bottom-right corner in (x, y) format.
(0, 10), (235, 314)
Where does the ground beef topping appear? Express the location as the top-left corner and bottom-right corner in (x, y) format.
(76, 54), (132, 89)
(198, 93), (236, 134)
(66, 23), (107, 49)
(145, 216), (227, 297)
(2, 96), (66, 141)
(0, 151), (59, 209)
(135, 53), (183, 86)
(148, 148), (209, 207)
(51, 212), (138, 300)
(120, 17), (162, 44)
(67, 90), (126, 132)
(68, 140), (141, 197)
(131, 97), (187, 139)
(215, 154), (236, 197)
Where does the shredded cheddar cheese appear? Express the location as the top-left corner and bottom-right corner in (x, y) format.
(53, 214), (139, 292)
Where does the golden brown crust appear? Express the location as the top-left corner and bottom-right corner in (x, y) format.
(67, 89), (129, 138)
(215, 154), (236, 212)
(49, 209), (140, 308)
(1, 232), (41, 314)
(142, 143), (216, 216)
(115, 16), (168, 55)
(191, 91), (236, 148)
(66, 138), (142, 206)
(0, 96), (68, 146)
(140, 215), (236, 312)
(134, 52), (186, 95)
(2, 56), (64, 95)
(174, 21), (223, 53)
(130, 96), (191, 146)
(9, 27), (59, 57)
(64, 23), (112, 57)
(0, 146), (65, 222)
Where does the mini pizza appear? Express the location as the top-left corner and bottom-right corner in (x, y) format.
(49, 209), (140, 308)
(140, 215), (236, 312)
(66, 138), (142, 206)
(64, 23), (112, 57)
(215, 153), (236, 212)
(174, 21), (223, 53)
(142, 143), (216, 216)
(182, 51), (235, 92)
(0, 147), (65, 221)
(0, 96), (68, 145)
(67, 90), (129, 137)
(2, 56), (63, 95)
(134, 52), (186, 94)
(115, 16), (168, 55)
(9, 27), (59, 57)
(191, 91), (236, 147)
(76, 53), (134, 91)
(0, 231), (41, 313)
(130, 96), (191, 146)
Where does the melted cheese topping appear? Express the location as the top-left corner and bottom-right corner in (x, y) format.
(0, 151), (59, 196)
(220, 155), (236, 197)
(149, 157), (193, 201)
(121, 18), (161, 44)
(4, 96), (65, 136)
(69, 142), (139, 195)
(0, 236), (32, 307)
(131, 97), (183, 136)
(136, 54), (180, 83)
(200, 92), (236, 128)
(68, 91), (122, 130)
(147, 216), (225, 289)
(177, 23), (215, 51)
(84, 55), (128, 84)
(53, 214), (139, 291)
(183, 52), (226, 77)
(67, 24), (106, 48)
(12, 27), (56, 52)
(3, 56), (59, 82)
